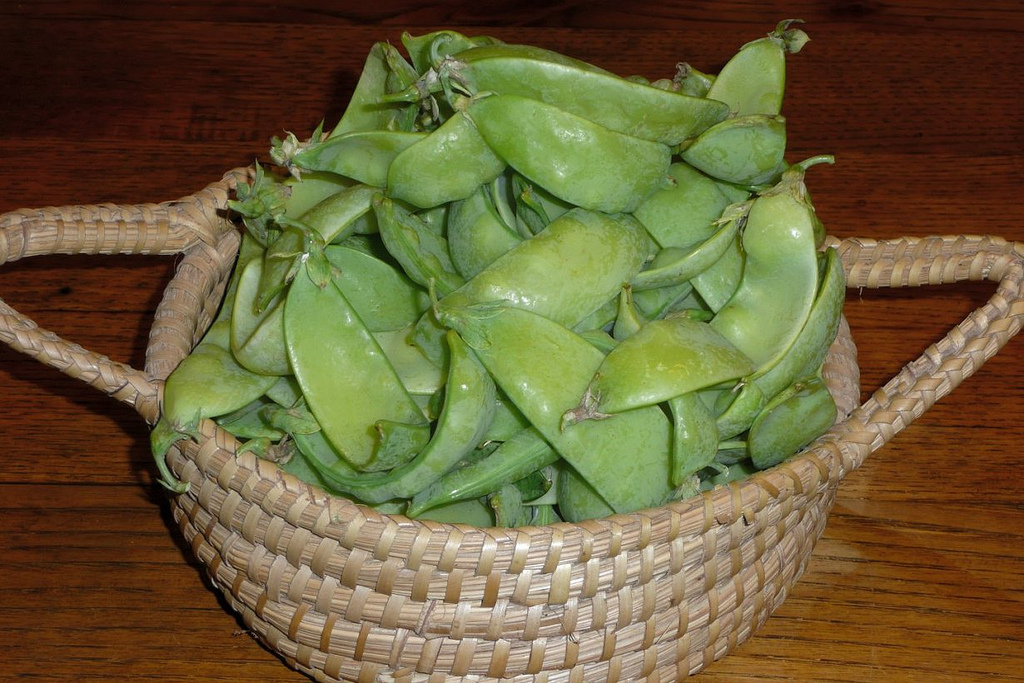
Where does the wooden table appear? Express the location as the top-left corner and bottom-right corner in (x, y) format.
(1, 3), (1022, 680)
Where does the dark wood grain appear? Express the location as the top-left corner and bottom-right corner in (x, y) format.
(1, 3), (1022, 680)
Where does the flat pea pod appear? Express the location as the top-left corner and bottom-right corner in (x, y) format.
(411, 498), (495, 526)
(406, 426), (558, 517)
(709, 167), (821, 369)
(230, 257), (289, 376)
(162, 328), (279, 431)
(372, 324), (446, 404)
(402, 29), (482, 73)
(747, 375), (837, 469)
(325, 244), (431, 332)
(679, 114), (787, 187)
(280, 171), (353, 219)
(284, 265), (427, 471)
(751, 245), (846, 401)
(612, 284), (645, 342)
(443, 43), (730, 145)
(555, 461), (615, 523)
(387, 111), (506, 208)
(437, 208), (652, 330)
(630, 200), (749, 291)
(712, 381), (767, 441)
(329, 42), (417, 136)
(706, 20), (809, 117)
(632, 162), (735, 249)
(439, 303), (673, 515)
(258, 184), (378, 310)
(691, 232), (745, 313)
(571, 314), (755, 419)
(288, 131), (426, 186)
(666, 392), (719, 487)
(447, 183), (522, 279)
(373, 196), (465, 297)
(464, 93), (672, 214)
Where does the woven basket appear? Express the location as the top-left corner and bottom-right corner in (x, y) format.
(2, 167), (1022, 682)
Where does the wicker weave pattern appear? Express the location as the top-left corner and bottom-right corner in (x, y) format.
(2, 174), (1022, 682)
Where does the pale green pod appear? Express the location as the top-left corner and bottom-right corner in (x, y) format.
(447, 183), (522, 279)
(373, 196), (465, 297)
(284, 265), (427, 471)
(706, 19), (809, 117)
(575, 314), (756, 418)
(679, 114), (787, 187)
(464, 93), (673, 214)
(439, 303), (674, 515)
(329, 42), (417, 136)
(444, 43), (730, 145)
(667, 392), (719, 487)
(437, 208), (651, 330)
(632, 162), (734, 249)
(691, 233), (745, 313)
(325, 244), (432, 332)
(630, 201), (749, 291)
(747, 375), (837, 469)
(289, 130), (426, 186)
(387, 111), (506, 208)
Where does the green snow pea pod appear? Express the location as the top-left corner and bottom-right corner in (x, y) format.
(577, 328), (619, 355)
(257, 184), (378, 310)
(489, 484), (531, 527)
(747, 375), (837, 469)
(464, 93), (673, 214)
(632, 162), (735, 249)
(447, 183), (522, 279)
(709, 167), (821, 369)
(481, 390), (531, 443)
(711, 380), (766, 441)
(284, 130), (426, 186)
(387, 111), (506, 208)
(329, 42), (417, 137)
(706, 19), (809, 117)
(402, 30), (482, 74)
(406, 426), (558, 516)
(612, 284), (645, 341)
(441, 43), (730, 145)
(284, 264), (428, 471)
(437, 208), (652, 330)
(373, 196), (465, 297)
(511, 171), (572, 237)
(280, 171), (354, 220)
(630, 200), (749, 291)
(371, 324), (445, 404)
(673, 62), (716, 98)
(438, 303), (674, 515)
(325, 244), (431, 331)
(679, 114), (787, 187)
(568, 313), (755, 419)
(691, 232), (745, 313)
(632, 281), (699, 321)
(751, 246), (845, 401)
(666, 392), (719, 487)
(411, 498), (495, 526)
(289, 429), (391, 502)
(264, 374), (303, 408)
(230, 257), (289, 376)
(158, 323), (278, 436)
(556, 461), (615, 523)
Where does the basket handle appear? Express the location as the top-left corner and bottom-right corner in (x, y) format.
(830, 234), (1024, 471)
(0, 167), (250, 425)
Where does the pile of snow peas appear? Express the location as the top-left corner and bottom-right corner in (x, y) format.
(151, 20), (846, 526)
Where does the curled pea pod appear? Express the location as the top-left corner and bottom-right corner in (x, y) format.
(679, 114), (787, 188)
(387, 111), (506, 208)
(447, 183), (522, 280)
(438, 303), (674, 516)
(706, 19), (810, 117)
(402, 29), (484, 74)
(463, 93), (673, 214)
(437, 207), (652, 330)
(291, 331), (496, 505)
(284, 264), (428, 471)
(257, 184), (379, 311)
(630, 200), (750, 291)
(752, 245), (846, 401)
(710, 167), (822, 368)
(488, 484), (531, 527)
(373, 195), (465, 296)
(747, 374), (837, 469)
(632, 162), (736, 249)
(440, 43), (730, 145)
(280, 130), (426, 187)
(567, 314), (756, 420)
(406, 426), (558, 517)
(666, 392), (719, 487)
